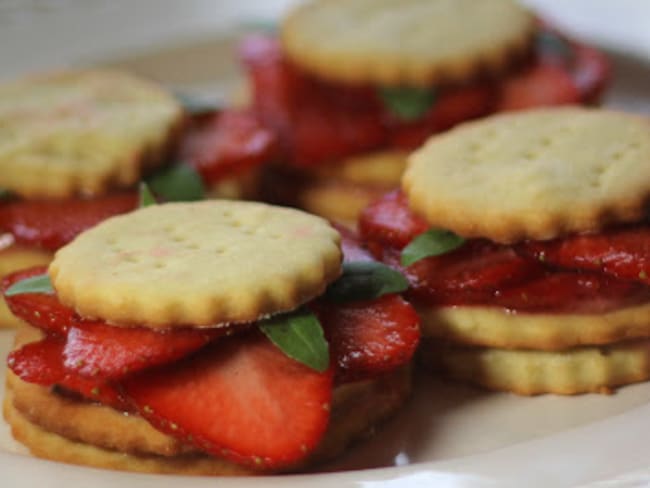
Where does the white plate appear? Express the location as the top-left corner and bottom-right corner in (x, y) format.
(1, 2), (650, 487)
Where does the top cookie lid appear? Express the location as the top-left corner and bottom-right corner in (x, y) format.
(281, 0), (535, 87)
(403, 107), (650, 243)
(49, 201), (342, 328)
(0, 69), (184, 199)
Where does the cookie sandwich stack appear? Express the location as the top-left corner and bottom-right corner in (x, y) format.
(240, 0), (610, 225)
(361, 107), (650, 394)
(0, 69), (278, 327)
(3, 200), (419, 474)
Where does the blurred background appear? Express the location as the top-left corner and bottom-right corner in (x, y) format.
(1, 0), (649, 73)
(0, 0), (648, 111)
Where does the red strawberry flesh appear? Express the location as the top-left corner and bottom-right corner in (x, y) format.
(63, 320), (227, 380)
(315, 295), (420, 383)
(2, 266), (72, 336)
(121, 331), (333, 470)
(8, 337), (127, 410)
(517, 225), (650, 286)
(360, 191), (650, 314)
(181, 109), (280, 184)
(0, 193), (137, 251)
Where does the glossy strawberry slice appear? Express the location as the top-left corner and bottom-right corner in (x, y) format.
(518, 225), (650, 286)
(571, 43), (611, 104)
(359, 191), (429, 256)
(399, 240), (546, 305)
(121, 331), (333, 470)
(0, 193), (137, 251)
(496, 63), (580, 111)
(63, 320), (226, 380)
(8, 337), (127, 410)
(240, 35), (385, 167)
(2, 266), (72, 336)
(315, 295), (419, 383)
(492, 270), (650, 314)
(181, 109), (280, 184)
(388, 84), (494, 150)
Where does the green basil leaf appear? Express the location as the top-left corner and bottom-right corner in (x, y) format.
(175, 92), (222, 116)
(536, 31), (573, 63)
(139, 182), (157, 208)
(326, 261), (408, 302)
(0, 188), (11, 200)
(259, 309), (329, 372)
(4, 274), (54, 296)
(378, 86), (437, 121)
(401, 228), (465, 266)
(147, 164), (205, 202)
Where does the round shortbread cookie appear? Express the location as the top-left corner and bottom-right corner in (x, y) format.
(418, 301), (650, 351)
(421, 339), (650, 395)
(50, 201), (342, 328)
(0, 69), (184, 198)
(281, 0), (535, 87)
(404, 108), (650, 243)
(309, 150), (408, 187)
(3, 398), (252, 476)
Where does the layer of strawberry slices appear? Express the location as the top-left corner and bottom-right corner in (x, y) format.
(239, 26), (609, 168)
(0, 109), (278, 254)
(360, 191), (650, 314)
(2, 232), (419, 471)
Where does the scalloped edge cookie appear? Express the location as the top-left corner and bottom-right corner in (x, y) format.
(403, 108), (650, 243)
(281, 0), (535, 87)
(0, 69), (185, 198)
(421, 338), (650, 395)
(50, 201), (342, 328)
(418, 301), (650, 351)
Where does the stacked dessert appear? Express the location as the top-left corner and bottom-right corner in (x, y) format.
(240, 0), (610, 225)
(361, 107), (650, 394)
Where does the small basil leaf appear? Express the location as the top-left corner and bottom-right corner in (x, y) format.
(147, 164), (205, 202)
(139, 182), (157, 208)
(4, 274), (54, 296)
(259, 309), (329, 372)
(326, 261), (408, 302)
(536, 31), (573, 63)
(378, 86), (437, 121)
(0, 188), (11, 200)
(175, 92), (222, 116)
(401, 228), (465, 266)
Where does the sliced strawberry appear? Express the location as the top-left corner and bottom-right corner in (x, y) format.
(571, 43), (611, 104)
(7, 337), (127, 410)
(121, 331), (333, 470)
(0, 193), (137, 251)
(518, 225), (650, 286)
(290, 103), (386, 167)
(181, 109), (280, 184)
(399, 240), (546, 305)
(63, 320), (227, 380)
(492, 270), (650, 314)
(240, 35), (385, 167)
(496, 63), (580, 111)
(2, 266), (72, 336)
(314, 295), (419, 383)
(359, 190), (430, 256)
(388, 84), (494, 150)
